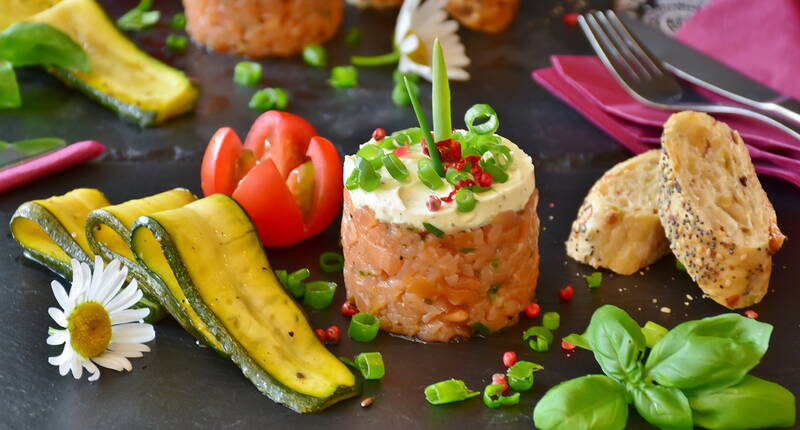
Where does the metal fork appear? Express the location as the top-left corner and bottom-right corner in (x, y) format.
(578, 10), (800, 142)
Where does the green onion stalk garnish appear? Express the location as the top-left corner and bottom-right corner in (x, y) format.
(303, 281), (337, 310)
(355, 352), (385, 380)
(348, 312), (381, 342)
(351, 51), (400, 67)
(425, 379), (480, 405)
(432, 38), (452, 143)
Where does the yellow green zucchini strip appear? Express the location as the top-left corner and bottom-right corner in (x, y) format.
(10, 188), (109, 276)
(131, 194), (358, 412)
(86, 188), (198, 325)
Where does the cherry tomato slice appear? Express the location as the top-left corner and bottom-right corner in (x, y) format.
(304, 137), (343, 238)
(243, 111), (318, 178)
(201, 127), (243, 196)
(232, 158), (306, 247)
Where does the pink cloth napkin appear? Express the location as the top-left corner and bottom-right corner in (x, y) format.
(0, 140), (106, 194)
(531, 0), (800, 187)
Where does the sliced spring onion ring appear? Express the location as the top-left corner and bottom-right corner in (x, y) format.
(480, 159), (509, 183)
(418, 158), (444, 190)
(446, 167), (471, 186)
(356, 156), (381, 192)
(286, 268), (310, 298)
(348, 312), (380, 342)
(382, 153), (409, 181)
(357, 144), (384, 170)
(483, 384), (520, 408)
(319, 251), (344, 273)
(423, 222), (444, 238)
(506, 360), (543, 391)
(543, 312), (560, 331)
(425, 379), (480, 405)
(275, 269), (288, 287)
(355, 352), (385, 380)
(523, 326), (553, 352)
(345, 169), (359, 190)
(455, 188), (476, 213)
(464, 104), (499, 135)
(303, 281), (337, 309)
(378, 137), (397, 150)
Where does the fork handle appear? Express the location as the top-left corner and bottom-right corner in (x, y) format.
(681, 103), (800, 143)
(763, 99), (800, 127)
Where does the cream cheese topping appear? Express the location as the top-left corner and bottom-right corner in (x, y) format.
(343, 134), (535, 231)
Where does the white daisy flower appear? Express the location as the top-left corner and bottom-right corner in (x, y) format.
(46, 256), (155, 381)
(395, 0), (470, 81)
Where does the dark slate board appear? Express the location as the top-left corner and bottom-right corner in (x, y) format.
(1, 1), (798, 429)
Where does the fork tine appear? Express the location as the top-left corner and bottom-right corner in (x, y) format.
(593, 11), (652, 81)
(579, 13), (640, 83)
(605, 11), (670, 77)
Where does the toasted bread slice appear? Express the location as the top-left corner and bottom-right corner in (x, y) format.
(658, 111), (785, 309)
(566, 150), (670, 275)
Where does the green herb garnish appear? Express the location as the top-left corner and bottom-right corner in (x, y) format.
(425, 379), (480, 405)
(234, 61), (262, 86)
(483, 384), (520, 408)
(458, 248), (475, 253)
(348, 312), (380, 342)
(464, 103), (499, 135)
(487, 283), (502, 299)
(249, 88), (288, 111)
(641, 320), (668, 348)
(344, 27), (361, 47)
(168, 12), (186, 30)
(418, 158), (444, 190)
(470, 322), (491, 336)
(523, 326), (553, 352)
(303, 44), (327, 68)
(431, 38), (451, 142)
(507, 360), (543, 391)
(585, 271), (602, 288)
(329, 65), (357, 88)
(533, 305), (796, 430)
(355, 352), (385, 380)
(455, 188), (476, 213)
(0, 60), (19, 108)
(351, 51), (399, 67)
(303, 281), (337, 310)
(165, 34), (188, 52)
(117, 0), (160, 31)
(382, 153), (409, 181)
(422, 222), (444, 238)
(676, 258), (687, 273)
(319, 251), (344, 273)
(543, 312), (560, 331)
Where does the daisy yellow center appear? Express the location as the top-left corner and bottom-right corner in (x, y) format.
(67, 301), (112, 358)
(405, 32), (429, 65)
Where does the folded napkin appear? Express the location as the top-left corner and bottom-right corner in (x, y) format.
(0, 140), (106, 194)
(531, 0), (800, 187)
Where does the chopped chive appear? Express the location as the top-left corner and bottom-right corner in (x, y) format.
(349, 312), (380, 342)
(455, 188), (476, 213)
(357, 144), (384, 170)
(302, 44), (327, 68)
(403, 75), (444, 176)
(523, 326), (553, 352)
(275, 269), (288, 287)
(431, 38), (451, 142)
(423, 298), (433, 305)
(344, 27), (361, 47)
(345, 169), (359, 190)
(418, 158), (444, 190)
(165, 34), (188, 52)
(117, 0), (159, 31)
(675, 259), (687, 273)
(355, 156), (381, 191)
(319, 252), (344, 273)
(422, 222), (444, 238)
(168, 12), (186, 29)
(286, 268), (310, 298)
(470, 322), (491, 336)
(543, 312), (560, 330)
(351, 51), (399, 67)
(425, 379), (480, 405)
(339, 356), (357, 368)
(355, 352), (385, 380)
(329, 65), (358, 88)
(303, 281), (337, 309)
(585, 271), (603, 288)
(382, 153), (409, 181)
(249, 88), (288, 111)
(234, 61), (262, 86)
(487, 283), (502, 299)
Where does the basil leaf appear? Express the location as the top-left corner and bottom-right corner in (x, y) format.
(688, 375), (796, 430)
(631, 383), (692, 430)
(583, 305), (646, 384)
(645, 314), (772, 391)
(563, 333), (591, 351)
(533, 374), (628, 430)
(0, 23), (89, 72)
(0, 60), (20, 109)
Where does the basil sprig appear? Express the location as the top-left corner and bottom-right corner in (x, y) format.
(533, 305), (796, 430)
(0, 22), (89, 109)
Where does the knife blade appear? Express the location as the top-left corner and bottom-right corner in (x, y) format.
(620, 15), (800, 126)
(0, 138), (66, 170)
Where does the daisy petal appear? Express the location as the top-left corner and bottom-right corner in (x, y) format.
(105, 280), (141, 314)
(51, 280), (70, 311)
(46, 330), (67, 346)
(84, 359), (101, 381)
(110, 308), (150, 325)
(71, 358), (82, 379)
(104, 352), (134, 372)
(92, 354), (123, 372)
(111, 323), (155, 344)
(48, 344), (74, 366)
(59, 361), (70, 376)
(108, 342), (150, 354)
(48, 307), (67, 328)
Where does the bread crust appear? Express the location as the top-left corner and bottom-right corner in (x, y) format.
(566, 150), (669, 275)
(657, 111), (785, 309)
